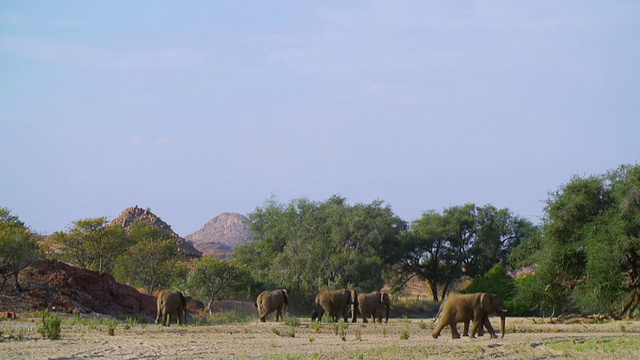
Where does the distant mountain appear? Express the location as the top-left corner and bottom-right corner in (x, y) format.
(110, 206), (202, 258)
(185, 212), (254, 256)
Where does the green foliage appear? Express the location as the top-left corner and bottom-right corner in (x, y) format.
(393, 204), (535, 301)
(463, 264), (516, 302)
(38, 314), (61, 340)
(205, 309), (255, 324)
(0, 208), (43, 292)
(236, 195), (405, 305)
(113, 221), (184, 294)
(53, 217), (127, 273)
(187, 257), (252, 306)
(513, 164), (640, 316)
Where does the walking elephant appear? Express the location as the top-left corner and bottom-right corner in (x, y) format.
(155, 290), (187, 326)
(254, 289), (288, 322)
(358, 291), (391, 323)
(311, 289), (358, 323)
(432, 292), (507, 339)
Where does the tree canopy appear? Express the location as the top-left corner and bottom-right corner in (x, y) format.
(234, 195), (406, 304)
(514, 164), (640, 317)
(392, 204), (535, 301)
(53, 217), (127, 273)
(0, 208), (43, 291)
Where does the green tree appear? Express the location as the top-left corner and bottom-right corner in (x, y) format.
(463, 264), (516, 306)
(515, 164), (640, 317)
(0, 208), (43, 291)
(113, 221), (183, 294)
(235, 195), (405, 305)
(188, 256), (251, 310)
(53, 217), (127, 272)
(394, 204), (534, 301)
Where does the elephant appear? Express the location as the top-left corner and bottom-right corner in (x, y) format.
(254, 289), (288, 322)
(155, 290), (187, 326)
(311, 288), (358, 323)
(432, 292), (507, 339)
(433, 301), (489, 337)
(358, 291), (391, 323)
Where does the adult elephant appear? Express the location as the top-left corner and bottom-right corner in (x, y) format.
(358, 291), (391, 323)
(311, 289), (358, 323)
(155, 290), (187, 326)
(254, 289), (288, 322)
(432, 292), (507, 339)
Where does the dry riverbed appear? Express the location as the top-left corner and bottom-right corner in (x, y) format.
(2, 316), (640, 359)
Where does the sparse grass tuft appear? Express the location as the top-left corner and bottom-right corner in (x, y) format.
(400, 326), (410, 340)
(309, 321), (322, 333)
(284, 316), (300, 327)
(106, 319), (118, 336)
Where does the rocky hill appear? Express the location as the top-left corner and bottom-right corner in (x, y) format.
(111, 206), (202, 258)
(185, 213), (254, 256)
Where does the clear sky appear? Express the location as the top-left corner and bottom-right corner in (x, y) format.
(1, 1), (639, 236)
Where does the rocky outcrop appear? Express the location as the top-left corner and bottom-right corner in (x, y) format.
(111, 206), (202, 258)
(5, 259), (157, 317)
(1, 259), (204, 318)
(185, 213), (254, 256)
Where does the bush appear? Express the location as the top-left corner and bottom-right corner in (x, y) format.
(38, 314), (61, 340)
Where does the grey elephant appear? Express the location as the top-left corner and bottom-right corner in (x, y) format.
(358, 291), (391, 323)
(432, 292), (507, 339)
(311, 288), (358, 323)
(254, 289), (288, 322)
(155, 290), (187, 326)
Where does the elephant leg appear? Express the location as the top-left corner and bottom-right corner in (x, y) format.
(363, 315), (369, 323)
(462, 321), (470, 336)
(483, 316), (496, 338)
(432, 320), (446, 339)
(450, 323), (461, 339)
(276, 308), (282, 322)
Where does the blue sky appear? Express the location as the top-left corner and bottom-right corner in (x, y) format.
(1, 1), (639, 236)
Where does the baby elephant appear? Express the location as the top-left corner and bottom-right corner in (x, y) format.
(155, 290), (187, 326)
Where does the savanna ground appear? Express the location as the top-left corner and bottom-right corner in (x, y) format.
(3, 312), (640, 359)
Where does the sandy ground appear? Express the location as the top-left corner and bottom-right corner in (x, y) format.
(3, 317), (640, 359)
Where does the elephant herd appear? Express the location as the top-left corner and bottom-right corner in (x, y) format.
(155, 288), (508, 340)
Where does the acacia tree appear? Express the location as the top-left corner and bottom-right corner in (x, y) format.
(394, 204), (534, 301)
(53, 217), (127, 272)
(188, 257), (251, 311)
(0, 208), (42, 292)
(113, 221), (183, 294)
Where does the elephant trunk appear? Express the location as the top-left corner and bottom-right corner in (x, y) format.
(500, 312), (506, 338)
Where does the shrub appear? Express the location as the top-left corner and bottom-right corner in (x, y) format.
(38, 314), (61, 340)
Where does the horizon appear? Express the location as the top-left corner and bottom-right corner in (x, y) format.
(2, 1), (639, 236)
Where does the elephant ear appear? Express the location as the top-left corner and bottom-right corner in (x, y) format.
(479, 293), (492, 310)
(381, 292), (390, 304)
